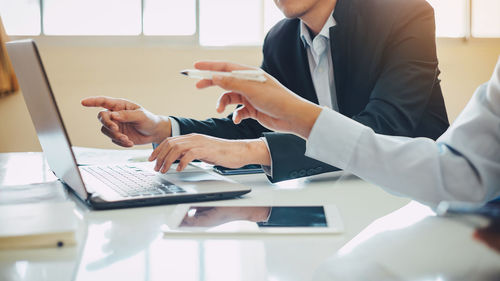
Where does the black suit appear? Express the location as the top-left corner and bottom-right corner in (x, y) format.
(173, 0), (449, 182)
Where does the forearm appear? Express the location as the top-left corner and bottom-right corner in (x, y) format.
(151, 115), (172, 144)
(172, 116), (269, 140)
(285, 99), (322, 139)
(240, 139), (271, 166)
(305, 108), (492, 207)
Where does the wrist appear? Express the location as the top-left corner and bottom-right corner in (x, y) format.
(293, 102), (322, 139)
(241, 139), (271, 166)
(152, 116), (172, 143)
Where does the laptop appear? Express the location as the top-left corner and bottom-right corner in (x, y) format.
(6, 39), (251, 210)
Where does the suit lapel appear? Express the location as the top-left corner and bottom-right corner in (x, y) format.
(330, 0), (352, 113)
(293, 24), (318, 105)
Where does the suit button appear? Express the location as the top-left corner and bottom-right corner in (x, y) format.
(290, 171), (298, 178)
(307, 169), (315, 176)
(298, 169), (306, 177)
(316, 167), (323, 173)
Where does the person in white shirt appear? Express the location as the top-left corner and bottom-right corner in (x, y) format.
(192, 57), (500, 208)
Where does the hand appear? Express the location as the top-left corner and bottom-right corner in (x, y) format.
(81, 96), (172, 147)
(148, 133), (271, 173)
(474, 223), (500, 253)
(194, 61), (323, 139)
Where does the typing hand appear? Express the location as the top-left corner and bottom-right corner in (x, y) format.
(148, 133), (270, 173)
(81, 96), (171, 147)
(194, 61), (322, 139)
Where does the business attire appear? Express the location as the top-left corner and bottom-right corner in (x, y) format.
(171, 0), (449, 183)
(306, 58), (500, 207)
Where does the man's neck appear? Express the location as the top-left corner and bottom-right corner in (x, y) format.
(300, 0), (337, 37)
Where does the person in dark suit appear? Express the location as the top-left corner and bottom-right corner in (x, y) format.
(82, 0), (449, 183)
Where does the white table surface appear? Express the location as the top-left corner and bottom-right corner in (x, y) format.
(1, 152), (498, 281)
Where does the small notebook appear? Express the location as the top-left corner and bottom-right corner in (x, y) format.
(0, 201), (77, 250)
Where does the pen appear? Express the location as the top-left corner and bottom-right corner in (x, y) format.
(180, 69), (267, 82)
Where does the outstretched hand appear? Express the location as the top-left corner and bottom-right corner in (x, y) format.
(81, 96), (171, 147)
(194, 61), (322, 139)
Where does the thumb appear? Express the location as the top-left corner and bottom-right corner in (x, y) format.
(111, 110), (144, 123)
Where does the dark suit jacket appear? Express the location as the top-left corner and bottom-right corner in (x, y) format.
(173, 0), (449, 183)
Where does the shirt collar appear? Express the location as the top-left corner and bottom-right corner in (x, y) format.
(300, 14), (337, 47)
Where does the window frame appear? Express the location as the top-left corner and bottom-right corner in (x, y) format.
(4, 0), (499, 47)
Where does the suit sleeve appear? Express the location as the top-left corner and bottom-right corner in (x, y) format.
(172, 115), (269, 140)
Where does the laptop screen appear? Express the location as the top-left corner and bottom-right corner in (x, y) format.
(6, 40), (88, 200)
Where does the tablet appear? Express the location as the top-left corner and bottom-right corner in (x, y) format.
(162, 204), (344, 235)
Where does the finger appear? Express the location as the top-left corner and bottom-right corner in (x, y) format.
(111, 138), (133, 148)
(212, 75), (263, 97)
(196, 79), (214, 89)
(177, 149), (200, 172)
(81, 96), (139, 111)
(154, 140), (174, 172)
(149, 136), (181, 162)
(233, 106), (253, 124)
(149, 145), (160, 162)
(101, 127), (133, 146)
(110, 110), (144, 123)
(216, 92), (245, 113)
(160, 142), (189, 173)
(155, 139), (187, 173)
(194, 61), (252, 72)
(98, 110), (119, 131)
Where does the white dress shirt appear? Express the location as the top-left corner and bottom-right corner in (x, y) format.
(300, 15), (339, 111)
(305, 58), (500, 207)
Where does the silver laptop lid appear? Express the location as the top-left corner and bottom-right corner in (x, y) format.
(6, 39), (89, 200)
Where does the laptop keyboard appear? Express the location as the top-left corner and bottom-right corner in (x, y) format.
(82, 165), (186, 197)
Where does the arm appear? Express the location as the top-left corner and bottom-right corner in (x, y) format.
(306, 78), (500, 207)
(199, 57), (500, 206)
(252, 1), (448, 182)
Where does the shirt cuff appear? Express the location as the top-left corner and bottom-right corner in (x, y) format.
(169, 117), (181, 137)
(153, 117), (180, 149)
(305, 107), (366, 170)
(260, 137), (273, 177)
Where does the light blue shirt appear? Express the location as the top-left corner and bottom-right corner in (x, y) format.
(300, 15), (339, 111)
(305, 57), (500, 207)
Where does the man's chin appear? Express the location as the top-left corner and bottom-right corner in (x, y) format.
(281, 10), (307, 19)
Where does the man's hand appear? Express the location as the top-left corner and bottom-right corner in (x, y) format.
(148, 133), (271, 173)
(194, 61), (323, 139)
(81, 96), (172, 147)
